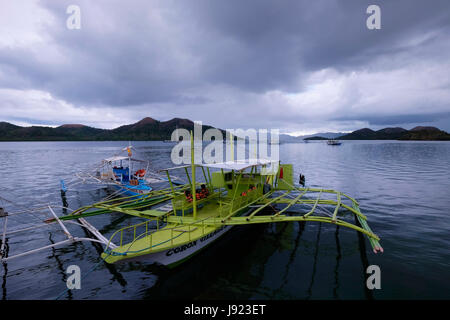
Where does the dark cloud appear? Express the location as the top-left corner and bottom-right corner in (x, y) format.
(1, 0), (450, 131)
(333, 112), (450, 126)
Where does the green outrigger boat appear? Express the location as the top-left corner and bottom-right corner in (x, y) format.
(1, 133), (382, 268)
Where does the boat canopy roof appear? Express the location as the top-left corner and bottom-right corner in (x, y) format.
(103, 156), (147, 163)
(160, 159), (278, 172)
(202, 159), (276, 171)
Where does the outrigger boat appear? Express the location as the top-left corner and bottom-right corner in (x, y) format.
(327, 139), (342, 145)
(0, 133), (382, 269)
(62, 143), (180, 197)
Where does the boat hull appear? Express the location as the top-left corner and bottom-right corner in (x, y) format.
(109, 183), (152, 197)
(107, 208), (253, 267)
(129, 224), (234, 267)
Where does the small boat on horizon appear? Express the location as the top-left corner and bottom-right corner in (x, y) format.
(327, 139), (342, 145)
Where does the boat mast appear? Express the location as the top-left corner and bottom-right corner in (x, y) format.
(230, 131), (234, 161)
(128, 142), (132, 181)
(191, 131), (197, 220)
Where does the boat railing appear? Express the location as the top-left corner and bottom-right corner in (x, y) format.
(105, 218), (161, 251)
(105, 215), (217, 255)
(104, 187), (273, 255)
(226, 185), (264, 216)
(172, 188), (224, 217)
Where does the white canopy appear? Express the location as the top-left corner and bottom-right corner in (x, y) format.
(202, 159), (277, 171)
(161, 159), (278, 172)
(103, 156), (147, 163)
(103, 156), (129, 162)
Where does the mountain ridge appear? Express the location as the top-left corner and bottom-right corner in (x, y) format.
(0, 118), (220, 141)
(339, 126), (450, 140)
(0, 120), (449, 141)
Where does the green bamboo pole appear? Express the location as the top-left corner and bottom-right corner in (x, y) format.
(206, 167), (213, 191)
(331, 192), (341, 222)
(221, 190), (273, 222)
(272, 188), (308, 218)
(191, 131), (197, 220)
(229, 171), (243, 214)
(184, 167), (191, 186)
(303, 190), (322, 218)
(201, 166), (208, 186)
(247, 190), (291, 221)
(166, 171), (175, 194)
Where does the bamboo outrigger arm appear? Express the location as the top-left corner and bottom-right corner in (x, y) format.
(0, 206), (113, 262)
(166, 187), (383, 254)
(43, 185), (189, 223)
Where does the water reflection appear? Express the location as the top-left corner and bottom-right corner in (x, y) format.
(333, 226), (341, 299)
(273, 221), (306, 297)
(355, 217), (374, 300)
(1, 238), (8, 300)
(305, 222), (322, 299)
(48, 233), (73, 300)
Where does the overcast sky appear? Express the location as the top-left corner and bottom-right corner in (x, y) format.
(1, 0), (449, 135)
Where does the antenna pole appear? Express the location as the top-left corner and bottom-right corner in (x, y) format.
(230, 131), (234, 161)
(191, 131), (197, 220)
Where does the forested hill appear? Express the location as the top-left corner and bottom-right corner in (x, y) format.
(339, 126), (450, 141)
(0, 117), (220, 141)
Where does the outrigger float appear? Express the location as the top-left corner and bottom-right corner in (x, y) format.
(0, 134), (382, 268)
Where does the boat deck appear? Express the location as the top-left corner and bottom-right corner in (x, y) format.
(102, 199), (233, 262)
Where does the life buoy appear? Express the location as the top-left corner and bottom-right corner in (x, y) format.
(135, 169), (146, 178)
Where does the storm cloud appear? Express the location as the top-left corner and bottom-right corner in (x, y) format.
(0, 0), (450, 133)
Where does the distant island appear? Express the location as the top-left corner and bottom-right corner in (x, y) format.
(293, 126), (450, 142)
(0, 118), (449, 141)
(304, 136), (329, 140)
(338, 126), (450, 141)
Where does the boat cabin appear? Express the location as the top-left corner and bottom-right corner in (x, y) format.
(161, 159), (293, 220)
(100, 156), (149, 184)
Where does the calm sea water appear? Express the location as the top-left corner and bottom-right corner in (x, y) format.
(0, 140), (449, 300)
